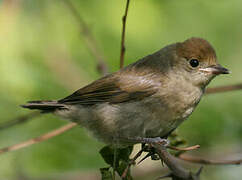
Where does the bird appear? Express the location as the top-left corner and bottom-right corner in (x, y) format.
(22, 37), (230, 146)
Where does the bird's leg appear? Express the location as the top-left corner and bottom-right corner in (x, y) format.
(138, 145), (162, 164)
(118, 136), (170, 146)
(136, 138), (170, 165)
(117, 136), (169, 166)
(140, 137), (170, 146)
(116, 136), (169, 165)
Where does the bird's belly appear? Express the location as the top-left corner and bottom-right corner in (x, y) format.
(92, 99), (194, 145)
(57, 98), (196, 146)
(137, 104), (195, 139)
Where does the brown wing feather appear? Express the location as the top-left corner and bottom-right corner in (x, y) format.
(59, 71), (159, 106)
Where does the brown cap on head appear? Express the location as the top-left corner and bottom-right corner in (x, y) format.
(176, 37), (217, 65)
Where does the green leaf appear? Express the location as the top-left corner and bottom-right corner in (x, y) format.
(99, 145), (133, 167)
(118, 146), (133, 162)
(100, 167), (113, 180)
(99, 146), (115, 166)
(99, 145), (134, 180)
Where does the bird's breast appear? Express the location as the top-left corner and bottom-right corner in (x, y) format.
(149, 81), (204, 135)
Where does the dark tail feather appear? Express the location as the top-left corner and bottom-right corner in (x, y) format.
(21, 100), (67, 112)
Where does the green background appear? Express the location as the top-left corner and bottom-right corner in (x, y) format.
(0, 0), (241, 179)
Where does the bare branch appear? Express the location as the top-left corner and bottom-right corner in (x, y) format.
(0, 122), (77, 154)
(206, 83), (242, 94)
(0, 112), (41, 131)
(63, 0), (109, 76)
(179, 153), (242, 165)
(120, 0), (130, 69)
(167, 145), (200, 152)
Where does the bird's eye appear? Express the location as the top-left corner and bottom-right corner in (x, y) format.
(189, 59), (199, 67)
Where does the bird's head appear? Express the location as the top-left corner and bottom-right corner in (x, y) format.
(175, 37), (230, 88)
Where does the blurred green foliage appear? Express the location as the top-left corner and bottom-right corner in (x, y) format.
(0, 0), (241, 179)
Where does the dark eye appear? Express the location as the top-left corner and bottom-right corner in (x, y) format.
(189, 59), (199, 67)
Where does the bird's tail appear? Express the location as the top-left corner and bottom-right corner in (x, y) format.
(21, 100), (67, 112)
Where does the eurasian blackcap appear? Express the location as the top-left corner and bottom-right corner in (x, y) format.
(22, 37), (230, 146)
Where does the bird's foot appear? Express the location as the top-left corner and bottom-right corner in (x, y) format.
(140, 137), (170, 146)
(116, 136), (169, 146)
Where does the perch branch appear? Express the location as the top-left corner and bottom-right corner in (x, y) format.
(179, 153), (242, 165)
(120, 0), (130, 69)
(206, 83), (242, 94)
(0, 122), (77, 154)
(63, 0), (109, 75)
(152, 142), (201, 180)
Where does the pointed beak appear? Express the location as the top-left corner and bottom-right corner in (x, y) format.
(199, 64), (230, 75)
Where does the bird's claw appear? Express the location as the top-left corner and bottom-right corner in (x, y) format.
(141, 137), (170, 146)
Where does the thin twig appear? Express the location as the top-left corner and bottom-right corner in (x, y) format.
(206, 83), (242, 94)
(167, 145), (200, 151)
(121, 148), (143, 178)
(179, 153), (242, 165)
(0, 122), (77, 154)
(120, 0), (130, 69)
(63, 0), (109, 75)
(0, 112), (41, 131)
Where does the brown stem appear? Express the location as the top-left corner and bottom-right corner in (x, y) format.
(121, 148), (143, 178)
(0, 112), (41, 131)
(63, 0), (109, 76)
(0, 123), (77, 154)
(205, 83), (242, 94)
(120, 0), (130, 69)
(179, 153), (242, 165)
(167, 145), (200, 151)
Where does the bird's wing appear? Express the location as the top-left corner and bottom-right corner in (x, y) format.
(58, 72), (159, 106)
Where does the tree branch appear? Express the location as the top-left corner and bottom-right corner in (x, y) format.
(0, 122), (77, 154)
(152, 142), (201, 180)
(179, 153), (242, 165)
(120, 0), (130, 69)
(63, 0), (109, 76)
(205, 83), (242, 94)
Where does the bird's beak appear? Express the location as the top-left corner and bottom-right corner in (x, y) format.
(199, 64), (230, 75)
